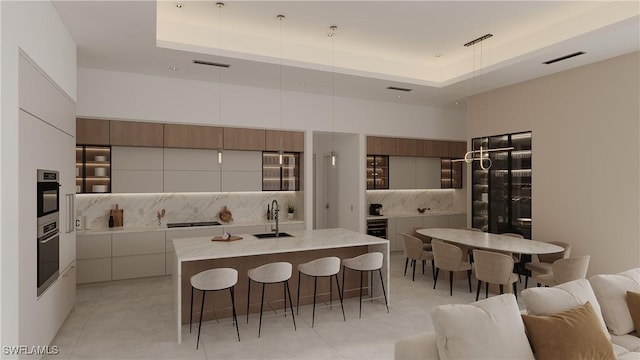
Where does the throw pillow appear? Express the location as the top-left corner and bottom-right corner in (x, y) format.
(431, 294), (535, 360)
(627, 291), (640, 333)
(521, 278), (610, 339)
(522, 302), (616, 360)
(589, 268), (640, 335)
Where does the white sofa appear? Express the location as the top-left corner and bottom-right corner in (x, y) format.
(395, 268), (640, 360)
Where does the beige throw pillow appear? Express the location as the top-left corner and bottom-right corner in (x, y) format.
(627, 291), (640, 333)
(522, 302), (616, 360)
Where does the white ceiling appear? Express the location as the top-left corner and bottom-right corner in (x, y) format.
(53, 1), (640, 108)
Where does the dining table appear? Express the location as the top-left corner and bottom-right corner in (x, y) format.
(417, 228), (564, 255)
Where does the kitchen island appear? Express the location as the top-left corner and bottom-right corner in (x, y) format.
(172, 228), (389, 342)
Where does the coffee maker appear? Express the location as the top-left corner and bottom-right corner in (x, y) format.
(369, 203), (383, 216)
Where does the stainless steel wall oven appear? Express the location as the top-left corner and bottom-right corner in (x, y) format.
(37, 169), (60, 296)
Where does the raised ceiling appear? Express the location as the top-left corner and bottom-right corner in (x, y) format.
(54, 1), (640, 107)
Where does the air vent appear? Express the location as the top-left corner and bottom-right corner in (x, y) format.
(386, 86), (412, 92)
(464, 34), (493, 47)
(543, 51), (585, 65)
(192, 60), (231, 68)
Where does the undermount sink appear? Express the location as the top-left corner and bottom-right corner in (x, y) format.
(252, 232), (293, 239)
(167, 221), (221, 228)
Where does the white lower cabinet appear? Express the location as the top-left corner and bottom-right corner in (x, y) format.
(112, 231), (165, 279)
(165, 228), (218, 275)
(278, 222), (305, 232)
(76, 234), (112, 284)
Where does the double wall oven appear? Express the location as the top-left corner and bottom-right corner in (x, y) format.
(37, 169), (60, 297)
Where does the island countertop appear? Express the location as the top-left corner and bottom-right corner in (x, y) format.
(173, 228), (389, 262)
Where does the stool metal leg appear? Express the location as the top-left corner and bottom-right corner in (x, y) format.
(404, 257), (409, 276)
(378, 268), (389, 314)
(449, 271), (453, 296)
(230, 286), (240, 342)
(189, 286), (194, 333)
(475, 280), (482, 301)
(296, 272), (301, 315)
(196, 290), (206, 349)
(359, 270), (363, 319)
(341, 266), (346, 300)
(283, 282), (287, 317)
(285, 280), (297, 330)
(258, 283), (265, 338)
(246, 279), (251, 323)
(334, 274), (346, 321)
(329, 276), (333, 308)
(433, 268), (440, 289)
(311, 276), (318, 327)
(485, 282), (489, 299)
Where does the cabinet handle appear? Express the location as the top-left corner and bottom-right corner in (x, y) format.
(66, 193), (75, 234)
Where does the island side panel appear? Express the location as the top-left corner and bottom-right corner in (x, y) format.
(180, 246), (368, 324)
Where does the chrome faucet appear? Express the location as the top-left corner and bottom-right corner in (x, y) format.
(271, 199), (280, 237)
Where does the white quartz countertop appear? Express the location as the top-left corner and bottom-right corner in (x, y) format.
(366, 211), (465, 220)
(77, 219), (304, 236)
(173, 228), (389, 262)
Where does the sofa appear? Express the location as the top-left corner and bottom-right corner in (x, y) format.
(394, 268), (640, 359)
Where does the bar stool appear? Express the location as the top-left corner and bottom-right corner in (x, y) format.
(189, 267), (240, 349)
(296, 256), (345, 327)
(341, 252), (389, 318)
(246, 262), (296, 337)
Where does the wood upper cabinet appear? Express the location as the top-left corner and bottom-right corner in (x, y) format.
(76, 118), (110, 145)
(395, 138), (420, 156)
(367, 136), (397, 155)
(223, 127), (266, 151)
(163, 124), (222, 149)
(110, 120), (163, 147)
(265, 130), (304, 152)
(421, 140), (450, 157)
(448, 141), (467, 159)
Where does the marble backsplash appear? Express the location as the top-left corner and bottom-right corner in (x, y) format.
(366, 189), (454, 216)
(76, 191), (300, 230)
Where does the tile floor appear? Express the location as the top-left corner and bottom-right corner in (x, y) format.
(48, 252), (526, 360)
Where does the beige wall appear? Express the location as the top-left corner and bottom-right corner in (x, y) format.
(468, 52), (640, 276)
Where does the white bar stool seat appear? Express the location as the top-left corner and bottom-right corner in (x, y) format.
(341, 252), (389, 318)
(189, 268), (240, 349)
(246, 262), (296, 337)
(296, 256), (345, 327)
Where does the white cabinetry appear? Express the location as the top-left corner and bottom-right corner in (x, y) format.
(111, 147), (163, 193)
(76, 234), (112, 284)
(112, 232), (165, 280)
(389, 156), (441, 190)
(165, 228), (216, 275)
(163, 148), (221, 192)
(221, 151), (262, 192)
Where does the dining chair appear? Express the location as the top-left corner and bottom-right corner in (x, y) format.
(409, 226), (432, 251)
(534, 255), (590, 287)
(524, 241), (571, 288)
(501, 232), (525, 282)
(400, 233), (434, 281)
(431, 239), (472, 296)
(472, 249), (518, 301)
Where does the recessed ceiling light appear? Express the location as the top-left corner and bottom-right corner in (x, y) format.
(435, 54), (442, 58)
(169, 67), (178, 71)
(176, 3), (183, 9)
(455, 101), (460, 105)
(299, 81), (306, 87)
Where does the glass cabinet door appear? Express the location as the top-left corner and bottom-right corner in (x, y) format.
(509, 132), (532, 239)
(472, 138), (489, 231)
(262, 152), (300, 191)
(366, 155), (389, 190)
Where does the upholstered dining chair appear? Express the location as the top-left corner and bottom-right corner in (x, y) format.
(431, 239), (472, 296)
(500, 232), (525, 282)
(400, 233), (434, 281)
(409, 226), (432, 251)
(534, 255), (591, 287)
(524, 241), (571, 288)
(472, 249), (518, 301)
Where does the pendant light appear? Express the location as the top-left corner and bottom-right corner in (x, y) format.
(216, 2), (224, 165)
(277, 14), (285, 167)
(329, 25), (337, 168)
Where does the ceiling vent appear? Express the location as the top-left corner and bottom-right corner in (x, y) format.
(386, 86), (412, 92)
(543, 51), (586, 65)
(192, 60), (231, 68)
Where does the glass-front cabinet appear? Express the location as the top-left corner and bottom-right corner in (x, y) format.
(366, 155), (389, 190)
(471, 131), (531, 239)
(262, 152), (300, 191)
(76, 145), (111, 193)
(440, 158), (463, 189)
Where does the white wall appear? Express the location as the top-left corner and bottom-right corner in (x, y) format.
(1, 0), (76, 353)
(468, 52), (640, 276)
(77, 68), (467, 235)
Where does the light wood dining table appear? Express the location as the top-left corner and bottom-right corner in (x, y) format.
(417, 228), (563, 255)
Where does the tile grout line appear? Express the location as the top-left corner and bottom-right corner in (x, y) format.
(66, 286), (105, 360)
